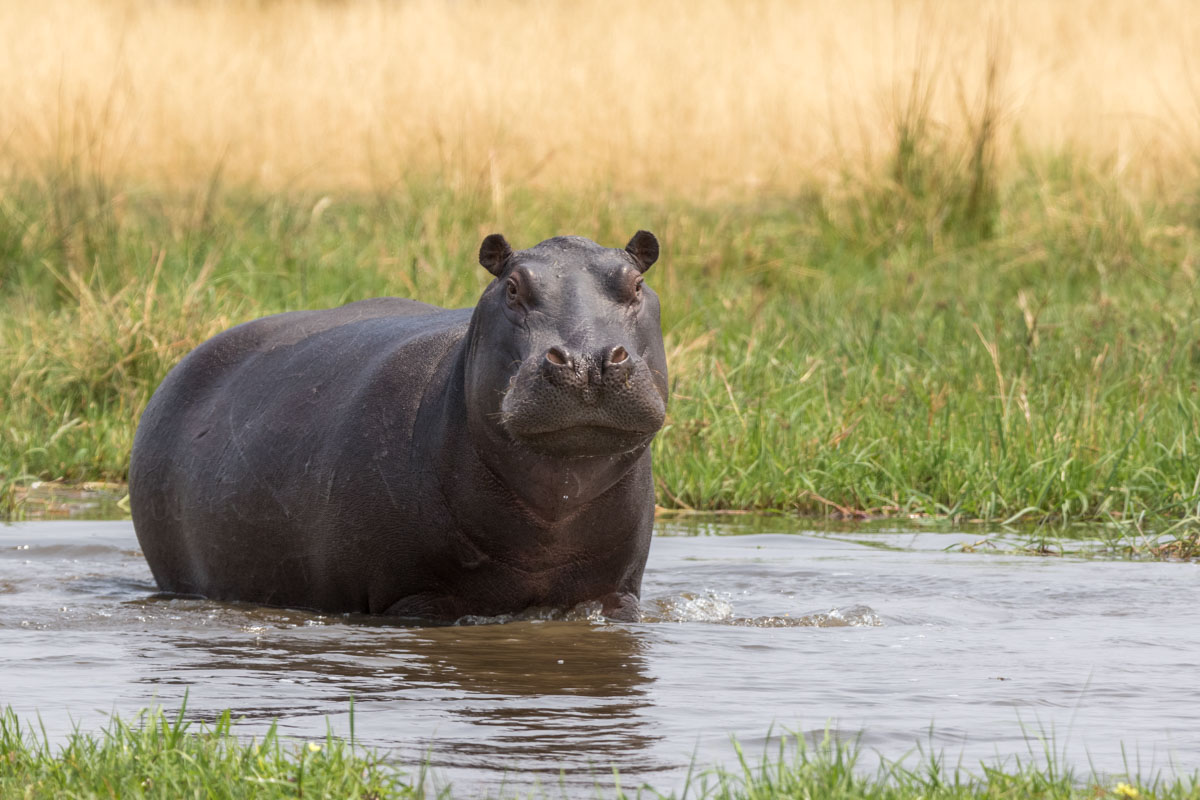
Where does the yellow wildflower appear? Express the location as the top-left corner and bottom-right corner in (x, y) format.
(1114, 782), (1140, 799)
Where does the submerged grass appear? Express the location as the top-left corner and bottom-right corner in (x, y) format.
(946, 519), (1200, 561)
(1, 707), (1197, 800)
(2, 153), (1200, 530)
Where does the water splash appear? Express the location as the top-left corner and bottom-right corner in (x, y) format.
(454, 601), (607, 626)
(644, 592), (882, 628)
(646, 591), (737, 623)
(762, 605), (883, 628)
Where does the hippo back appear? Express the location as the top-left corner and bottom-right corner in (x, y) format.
(129, 297), (471, 609)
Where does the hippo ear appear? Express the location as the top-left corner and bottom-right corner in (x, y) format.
(479, 233), (513, 277)
(625, 230), (659, 273)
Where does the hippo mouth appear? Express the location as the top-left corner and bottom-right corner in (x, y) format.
(516, 423), (656, 457)
(498, 351), (668, 457)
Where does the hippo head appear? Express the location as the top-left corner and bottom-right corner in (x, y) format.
(463, 232), (669, 463)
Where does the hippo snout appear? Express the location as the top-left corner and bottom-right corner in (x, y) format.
(501, 343), (666, 456)
(540, 345), (636, 388)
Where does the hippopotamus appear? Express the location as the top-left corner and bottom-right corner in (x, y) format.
(129, 231), (667, 622)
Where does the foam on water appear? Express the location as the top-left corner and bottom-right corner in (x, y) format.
(645, 590), (882, 627)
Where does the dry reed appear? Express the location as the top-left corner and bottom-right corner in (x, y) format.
(2, 0), (1199, 197)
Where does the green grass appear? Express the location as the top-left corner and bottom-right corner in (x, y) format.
(0, 704), (414, 799)
(2, 706), (1196, 799)
(3, 148), (1200, 530)
(689, 730), (1199, 800)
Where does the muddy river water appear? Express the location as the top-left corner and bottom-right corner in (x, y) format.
(1, 517), (1198, 794)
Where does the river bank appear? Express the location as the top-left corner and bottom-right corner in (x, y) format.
(4, 172), (1200, 527)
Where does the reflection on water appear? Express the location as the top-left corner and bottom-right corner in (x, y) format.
(147, 616), (661, 780)
(2, 519), (1200, 795)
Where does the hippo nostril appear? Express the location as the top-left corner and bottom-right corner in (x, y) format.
(545, 346), (571, 368)
(609, 346), (629, 365)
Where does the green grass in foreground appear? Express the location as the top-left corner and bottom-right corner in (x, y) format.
(1, 706), (1196, 800)
(3, 148), (1200, 527)
(0, 705), (412, 800)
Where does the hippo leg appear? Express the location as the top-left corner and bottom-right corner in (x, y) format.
(600, 592), (641, 622)
(382, 593), (462, 620)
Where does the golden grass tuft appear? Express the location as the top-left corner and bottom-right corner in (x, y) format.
(2, 0), (1199, 197)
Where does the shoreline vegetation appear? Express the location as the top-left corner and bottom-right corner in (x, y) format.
(4, 172), (1200, 537)
(1, 705), (1196, 800)
(3, 0), (1200, 538)
(8, 481), (1200, 564)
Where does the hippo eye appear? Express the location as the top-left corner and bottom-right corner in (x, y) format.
(632, 276), (644, 302)
(505, 279), (519, 305)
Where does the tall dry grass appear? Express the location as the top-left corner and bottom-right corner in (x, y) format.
(2, 0), (1199, 198)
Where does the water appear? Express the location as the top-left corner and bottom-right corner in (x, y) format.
(2, 517), (1198, 795)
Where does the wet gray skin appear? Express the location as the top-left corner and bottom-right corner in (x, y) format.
(128, 232), (668, 621)
(4, 519), (1200, 796)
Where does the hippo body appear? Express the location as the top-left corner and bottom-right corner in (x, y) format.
(129, 233), (668, 622)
